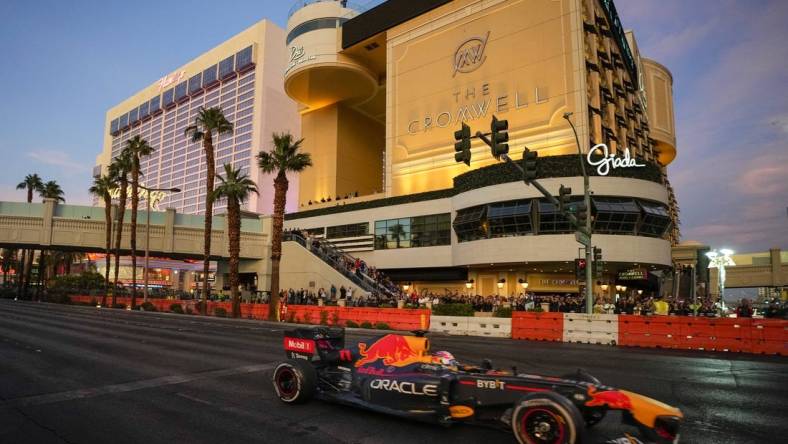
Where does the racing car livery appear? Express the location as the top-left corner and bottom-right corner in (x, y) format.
(272, 327), (682, 444)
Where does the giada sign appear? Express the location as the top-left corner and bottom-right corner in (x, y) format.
(586, 144), (645, 176)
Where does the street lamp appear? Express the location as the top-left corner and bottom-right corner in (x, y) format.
(136, 183), (180, 302)
(706, 248), (735, 310)
(518, 278), (528, 290)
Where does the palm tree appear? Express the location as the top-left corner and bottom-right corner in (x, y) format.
(210, 164), (258, 318)
(89, 174), (117, 306)
(16, 174), (43, 297)
(388, 224), (406, 248)
(185, 107), (233, 314)
(36, 181), (64, 297)
(40, 181), (65, 202)
(257, 132), (312, 321)
(124, 136), (155, 309)
(109, 151), (132, 305)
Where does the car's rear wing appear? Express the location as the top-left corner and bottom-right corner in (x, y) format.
(283, 327), (345, 361)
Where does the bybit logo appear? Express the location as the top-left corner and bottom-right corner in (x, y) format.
(453, 31), (490, 77)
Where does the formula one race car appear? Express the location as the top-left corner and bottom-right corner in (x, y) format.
(271, 327), (682, 444)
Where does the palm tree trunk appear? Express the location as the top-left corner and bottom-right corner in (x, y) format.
(103, 197), (112, 306)
(268, 172), (288, 321)
(201, 133), (215, 315)
(113, 179), (127, 306)
(130, 164), (139, 309)
(228, 200), (241, 318)
(17, 249), (25, 295)
(25, 251), (35, 299)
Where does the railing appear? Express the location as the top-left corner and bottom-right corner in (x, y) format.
(284, 231), (400, 298)
(287, 0), (371, 18)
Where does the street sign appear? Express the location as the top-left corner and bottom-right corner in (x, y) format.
(575, 231), (591, 246)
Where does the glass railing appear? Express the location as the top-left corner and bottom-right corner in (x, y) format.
(288, 0), (383, 19)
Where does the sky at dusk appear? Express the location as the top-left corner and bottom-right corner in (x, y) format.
(0, 0), (785, 253)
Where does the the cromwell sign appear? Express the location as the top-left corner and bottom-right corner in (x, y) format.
(453, 31), (490, 77)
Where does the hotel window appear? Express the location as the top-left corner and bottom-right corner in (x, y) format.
(236, 106), (254, 118)
(110, 119), (119, 135)
(537, 199), (579, 234)
(235, 45), (254, 72)
(162, 88), (175, 108)
(410, 213), (451, 247)
(174, 81), (188, 102)
(592, 197), (640, 234)
(149, 95), (161, 114)
(452, 206), (487, 242)
(239, 72), (255, 86)
(119, 113), (129, 129)
(327, 222), (369, 239)
(138, 101), (150, 120)
(235, 140), (252, 151)
(128, 108), (139, 125)
(637, 200), (671, 237)
(237, 90), (254, 102)
(237, 98), (254, 110)
(206, 89), (220, 101)
(219, 55), (235, 79)
(235, 133), (252, 143)
(488, 200), (533, 237)
(235, 124), (252, 135)
(374, 218), (410, 249)
(203, 64), (218, 87)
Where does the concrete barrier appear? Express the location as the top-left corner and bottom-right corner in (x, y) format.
(563, 313), (618, 345)
(430, 315), (470, 335)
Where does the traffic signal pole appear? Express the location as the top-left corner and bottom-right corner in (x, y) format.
(563, 112), (594, 314)
(456, 114), (596, 315)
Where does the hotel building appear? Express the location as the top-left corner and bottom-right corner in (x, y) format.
(95, 20), (300, 215)
(280, 0), (681, 298)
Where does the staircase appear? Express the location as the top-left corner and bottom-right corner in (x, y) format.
(283, 231), (400, 299)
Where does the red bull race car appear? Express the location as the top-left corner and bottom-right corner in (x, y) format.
(272, 327), (682, 444)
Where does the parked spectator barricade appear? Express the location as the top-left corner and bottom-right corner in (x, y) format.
(563, 314), (618, 345)
(511, 312), (563, 341)
(428, 316), (511, 337)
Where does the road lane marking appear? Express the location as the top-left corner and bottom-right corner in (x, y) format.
(1, 363), (273, 408)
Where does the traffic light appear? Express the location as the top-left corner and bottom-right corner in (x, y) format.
(575, 201), (588, 228)
(522, 148), (538, 183)
(454, 122), (472, 166)
(490, 115), (509, 159)
(594, 247), (603, 278)
(575, 258), (587, 280)
(594, 246), (602, 263)
(558, 185), (572, 214)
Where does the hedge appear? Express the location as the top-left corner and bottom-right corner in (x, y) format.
(286, 154), (663, 220)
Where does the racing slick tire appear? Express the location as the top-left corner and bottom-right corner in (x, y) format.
(512, 392), (584, 444)
(272, 359), (317, 404)
(560, 370), (606, 427)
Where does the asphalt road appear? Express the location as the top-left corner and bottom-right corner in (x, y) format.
(0, 300), (786, 444)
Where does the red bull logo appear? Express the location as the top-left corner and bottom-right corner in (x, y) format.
(585, 386), (633, 410)
(355, 334), (430, 367)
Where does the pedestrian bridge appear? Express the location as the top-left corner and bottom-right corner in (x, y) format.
(0, 199), (270, 260)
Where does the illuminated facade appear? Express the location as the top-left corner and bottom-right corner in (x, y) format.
(95, 20), (300, 215)
(281, 0), (681, 298)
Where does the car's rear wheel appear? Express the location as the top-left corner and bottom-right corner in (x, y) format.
(512, 392), (584, 444)
(272, 359), (316, 404)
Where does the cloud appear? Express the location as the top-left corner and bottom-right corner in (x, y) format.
(26, 150), (90, 173)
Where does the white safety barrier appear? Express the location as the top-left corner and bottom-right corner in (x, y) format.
(563, 313), (618, 345)
(430, 316), (511, 337)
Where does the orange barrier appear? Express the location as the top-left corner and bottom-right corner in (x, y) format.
(618, 316), (683, 349)
(511, 312), (563, 341)
(284, 305), (429, 331)
(751, 318), (787, 356)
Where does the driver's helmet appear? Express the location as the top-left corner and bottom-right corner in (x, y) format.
(432, 350), (457, 366)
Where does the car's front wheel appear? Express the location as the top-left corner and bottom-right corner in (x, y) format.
(272, 359), (316, 404)
(512, 392), (584, 444)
